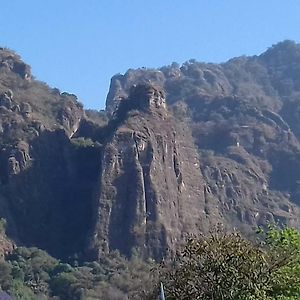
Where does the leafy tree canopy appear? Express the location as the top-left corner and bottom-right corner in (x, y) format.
(145, 226), (300, 300)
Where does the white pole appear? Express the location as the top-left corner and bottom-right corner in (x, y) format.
(160, 282), (166, 300)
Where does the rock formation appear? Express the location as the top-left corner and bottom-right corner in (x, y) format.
(88, 84), (212, 259)
(1, 41), (300, 263)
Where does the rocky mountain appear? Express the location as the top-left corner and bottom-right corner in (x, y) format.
(0, 41), (300, 263)
(87, 84), (209, 261)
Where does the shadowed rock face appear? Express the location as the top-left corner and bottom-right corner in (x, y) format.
(88, 84), (211, 260)
(0, 48), (94, 259)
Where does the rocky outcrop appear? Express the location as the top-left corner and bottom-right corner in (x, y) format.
(8, 141), (31, 174)
(0, 48), (31, 80)
(0, 48), (88, 259)
(0, 90), (13, 109)
(102, 41), (300, 252)
(2, 41), (300, 263)
(57, 95), (84, 137)
(106, 70), (167, 114)
(88, 84), (210, 259)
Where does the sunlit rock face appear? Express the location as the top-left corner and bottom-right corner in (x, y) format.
(87, 84), (213, 260)
(128, 83), (167, 112)
(2, 42), (300, 263)
(97, 42), (300, 260)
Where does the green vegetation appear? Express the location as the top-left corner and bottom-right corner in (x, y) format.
(145, 226), (300, 300)
(0, 248), (155, 299)
(0, 227), (299, 299)
(266, 226), (300, 299)
(71, 137), (96, 148)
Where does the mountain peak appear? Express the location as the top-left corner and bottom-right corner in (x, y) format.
(129, 83), (167, 112)
(260, 40), (300, 64)
(0, 47), (32, 80)
(111, 83), (168, 124)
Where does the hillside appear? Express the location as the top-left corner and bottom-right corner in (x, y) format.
(102, 40), (300, 254)
(0, 40), (300, 298)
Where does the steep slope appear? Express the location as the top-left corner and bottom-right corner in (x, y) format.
(87, 84), (217, 260)
(0, 48), (101, 259)
(104, 40), (300, 243)
(1, 41), (300, 263)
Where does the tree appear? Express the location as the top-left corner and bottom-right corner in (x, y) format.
(0, 261), (12, 290)
(266, 226), (300, 299)
(145, 226), (300, 300)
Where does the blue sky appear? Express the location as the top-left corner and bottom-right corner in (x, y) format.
(0, 1), (300, 109)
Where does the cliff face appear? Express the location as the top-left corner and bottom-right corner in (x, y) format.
(103, 40), (300, 247)
(88, 84), (212, 259)
(0, 48), (100, 259)
(1, 41), (300, 262)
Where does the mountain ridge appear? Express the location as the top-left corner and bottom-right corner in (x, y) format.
(0, 40), (300, 262)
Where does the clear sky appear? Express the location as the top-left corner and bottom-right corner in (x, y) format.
(0, 1), (300, 109)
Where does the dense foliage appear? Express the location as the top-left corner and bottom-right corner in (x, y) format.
(0, 227), (298, 299)
(0, 247), (156, 299)
(145, 226), (300, 300)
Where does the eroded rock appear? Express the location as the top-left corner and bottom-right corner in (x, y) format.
(88, 84), (208, 260)
(20, 102), (32, 118)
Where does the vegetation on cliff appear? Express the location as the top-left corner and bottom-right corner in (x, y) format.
(1, 41), (300, 298)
